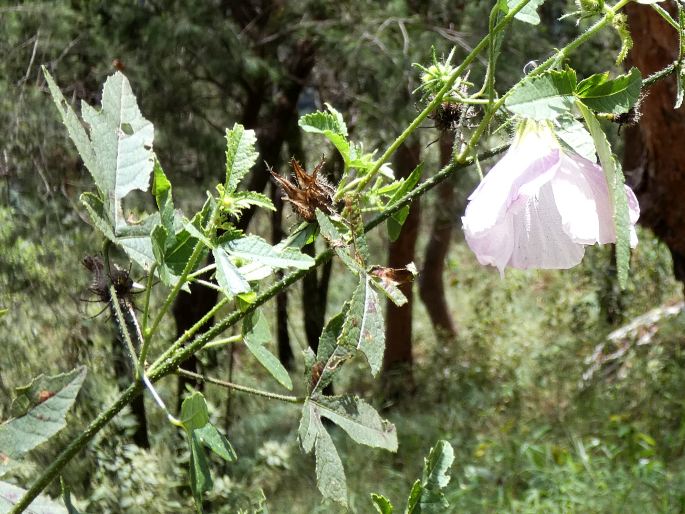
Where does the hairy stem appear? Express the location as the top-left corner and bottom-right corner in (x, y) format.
(346, 0), (533, 197)
(177, 368), (303, 403)
(11, 143), (508, 513)
(457, 0), (633, 162)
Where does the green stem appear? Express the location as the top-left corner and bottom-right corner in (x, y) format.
(457, 0), (633, 163)
(11, 144), (509, 514)
(344, 0), (533, 199)
(651, 3), (679, 31)
(144, 202), (221, 342)
(109, 285), (142, 377)
(177, 368), (303, 403)
(140, 263), (156, 336)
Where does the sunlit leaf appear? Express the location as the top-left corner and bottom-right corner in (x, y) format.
(299, 104), (350, 164)
(311, 395), (398, 451)
(576, 68), (642, 114)
(505, 69), (577, 120)
(224, 123), (258, 193)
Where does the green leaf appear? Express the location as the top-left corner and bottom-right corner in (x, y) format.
(423, 440), (455, 490)
(385, 164), (422, 241)
(80, 72), (155, 234)
(213, 247), (250, 298)
(194, 423), (237, 462)
(311, 395), (398, 451)
(371, 493), (394, 514)
(47, 67), (159, 269)
(224, 124), (258, 193)
(180, 392), (211, 432)
(298, 104), (350, 164)
(578, 102), (631, 289)
(0, 367), (86, 477)
(81, 193), (157, 270)
(298, 400), (348, 505)
(505, 69), (577, 120)
(311, 308), (353, 394)
(576, 68), (642, 114)
(152, 159), (176, 235)
(0, 308), (7, 319)
(337, 275), (385, 376)
(189, 431), (212, 509)
(388, 206), (410, 242)
(314, 419), (348, 505)
(315, 210), (364, 275)
(243, 310), (293, 390)
(224, 235), (314, 270)
(43, 67), (102, 197)
(406, 440), (455, 513)
(0, 481), (68, 513)
(554, 115), (596, 162)
(507, 0), (545, 25)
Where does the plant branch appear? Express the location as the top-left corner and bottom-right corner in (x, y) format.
(457, 0), (633, 162)
(177, 368), (303, 403)
(346, 0), (533, 197)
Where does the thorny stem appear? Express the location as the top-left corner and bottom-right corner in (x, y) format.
(345, 0), (533, 198)
(177, 368), (303, 403)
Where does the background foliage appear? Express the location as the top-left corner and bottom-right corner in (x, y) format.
(2, 1), (685, 513)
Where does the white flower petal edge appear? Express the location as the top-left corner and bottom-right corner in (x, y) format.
(461, 120), (640, 275)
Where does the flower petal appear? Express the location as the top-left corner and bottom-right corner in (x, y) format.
(463, 215), (515, 276)
(508, 183), (586, 269)
(551, 152), (614, 245)
(462, 143), (560, 237)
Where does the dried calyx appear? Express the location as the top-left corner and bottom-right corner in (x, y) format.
(270, 157), (337, 222)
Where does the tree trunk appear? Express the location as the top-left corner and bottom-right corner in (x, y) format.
(382, 140), (422, 396)
(624, 4), (685, 283)
(419, 132), (458, 339)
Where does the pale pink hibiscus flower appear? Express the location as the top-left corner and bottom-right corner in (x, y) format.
(461, 120), (639, 275)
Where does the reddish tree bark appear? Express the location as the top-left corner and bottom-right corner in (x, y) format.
(382, 140), (422, 393)
(419, 132), (458, 339)
(624, 4), (685, 283)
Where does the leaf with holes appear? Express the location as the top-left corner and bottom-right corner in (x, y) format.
(337, 275), (385, 376)
(0, 367), (86, 478)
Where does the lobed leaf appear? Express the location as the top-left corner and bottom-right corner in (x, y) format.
(298, 104), (350, 164)
(576, 67), (642, 114)
(0, 367), (86, 478)
(337, 276), (385, 376)
(310, 395), (398, 451)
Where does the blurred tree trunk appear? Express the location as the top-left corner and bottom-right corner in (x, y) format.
(382, 140), (421, 396)
(623, 4), (685, 283)
(419, 132), (458, 339)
